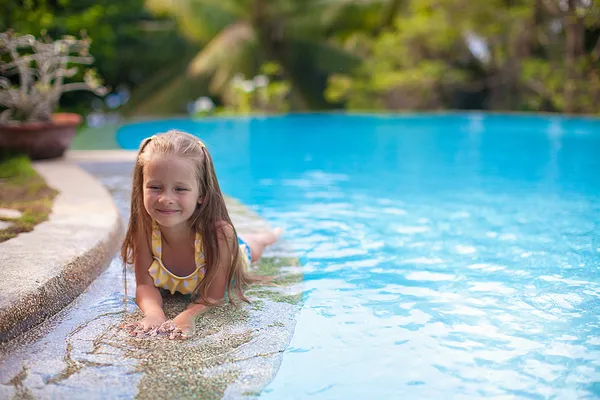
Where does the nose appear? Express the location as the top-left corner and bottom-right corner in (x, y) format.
(158, 193), (174, 205)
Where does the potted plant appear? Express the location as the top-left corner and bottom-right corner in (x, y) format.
(0, 30), (107, 159)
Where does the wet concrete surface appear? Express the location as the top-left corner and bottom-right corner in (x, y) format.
(0, 160), (122, 343)
(0, 161), (303, 399)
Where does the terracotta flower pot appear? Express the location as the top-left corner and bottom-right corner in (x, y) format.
(0, 113), (83, 160)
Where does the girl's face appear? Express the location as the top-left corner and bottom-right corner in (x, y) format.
(142, 155), (201, 228)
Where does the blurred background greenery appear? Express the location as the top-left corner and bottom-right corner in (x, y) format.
(2, 0), (599, 118)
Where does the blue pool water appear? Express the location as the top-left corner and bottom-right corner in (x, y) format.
(117, 114), (600, 399)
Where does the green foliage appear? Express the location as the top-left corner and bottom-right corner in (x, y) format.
(191, 61), (291, 117)
(524, 56), (600, 114)
(120, 47), (206, 116)
(326, 1), (472, 111)
(326, 0), (600, 114)
(143, 0), (380, 111)
(3, 0), (599, 116)
(0, 0), (191, 114)
(0, 151), (58, 243)
(0, 151), (35, 182)
(146, 0), (243, 41)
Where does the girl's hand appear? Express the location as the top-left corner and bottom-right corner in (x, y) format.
(159, 311), (196, 340)
(121, 312), (166, 337)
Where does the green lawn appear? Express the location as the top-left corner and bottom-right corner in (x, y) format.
(72, 123), (121, 150)
(0, 153), (58, 242)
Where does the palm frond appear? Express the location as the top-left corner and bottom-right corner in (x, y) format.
(286, 0), (390, 39)
(121, 45), (200, 115)
(273, 37), (363, 109)
(187, 21), (257, 76)
(128, 73), (212, 116)
(146, 0), (244, 41)
(209, 41), (262, 93)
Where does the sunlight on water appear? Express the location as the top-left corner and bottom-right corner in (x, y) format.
(117, 114), (600, 398)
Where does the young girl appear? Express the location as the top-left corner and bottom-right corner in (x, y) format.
(121, 130), (280, 340)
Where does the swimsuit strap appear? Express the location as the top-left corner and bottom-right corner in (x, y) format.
(151, 219), (162, 258)
(194, 231), (205, 270)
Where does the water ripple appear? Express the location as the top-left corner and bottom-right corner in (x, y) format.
(76, 115), (600, 398)
(261, 169), (600, 399)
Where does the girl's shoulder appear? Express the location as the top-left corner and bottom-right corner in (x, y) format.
(214, 220), (235, 240)
(215, 220), (233, 229)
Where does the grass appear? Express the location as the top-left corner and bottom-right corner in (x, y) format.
(0, 152), (58, 243)
(71, 123), (121, 150)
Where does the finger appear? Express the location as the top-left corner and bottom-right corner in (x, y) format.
(127, 325), (140, 336)
(134, 325), (148, 337)
(174, 328), (188, 340)
(158, 322), (173, 333)
(159, 320), (172, 328)
(132, 322), (143, 330)
(121, 322), (137, 332)
(170, 328), (183, 340)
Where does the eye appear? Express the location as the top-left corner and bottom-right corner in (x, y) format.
(175, 187), (189, 192)
(147, 185), (161, 190)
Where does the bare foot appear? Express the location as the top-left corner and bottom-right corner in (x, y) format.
(262, 227), (283, 246)
(243, 228), (283, 262)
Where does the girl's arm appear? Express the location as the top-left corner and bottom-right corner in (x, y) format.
(133, 227), (165, 320)
(184, 223), (235, 318)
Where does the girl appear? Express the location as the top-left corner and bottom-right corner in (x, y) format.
(121, 130), (280, 340)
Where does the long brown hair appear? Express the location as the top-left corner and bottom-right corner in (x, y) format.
(121, 130), (263, 306)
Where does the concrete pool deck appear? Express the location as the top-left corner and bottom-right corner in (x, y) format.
(0, 155), (123, 343)
(0, 150), (303, 398)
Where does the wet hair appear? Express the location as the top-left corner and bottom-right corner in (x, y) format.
(121, 130), (263, 305)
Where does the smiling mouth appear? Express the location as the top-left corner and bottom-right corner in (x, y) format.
(157, 209), (179, 215)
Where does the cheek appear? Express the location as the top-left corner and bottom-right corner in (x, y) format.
(183, 194), (198, 208)
(143, 190), (155, 206)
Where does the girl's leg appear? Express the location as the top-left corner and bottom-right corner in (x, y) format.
(241, 228), (282, 263)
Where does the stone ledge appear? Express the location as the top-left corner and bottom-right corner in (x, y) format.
(0, 160), (123, 343)
(66, 149), (137, 163)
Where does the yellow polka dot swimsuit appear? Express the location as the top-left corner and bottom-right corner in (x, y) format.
(148, 220), (205, 295)
(148, 220), (252, 295)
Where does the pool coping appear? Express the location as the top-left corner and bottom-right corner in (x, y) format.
(66, 149), (138, 162)
(0, 150), (303, 398)
(0, 158), (123, 343)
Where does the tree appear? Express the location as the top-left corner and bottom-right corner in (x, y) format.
(326, 0), (600, 114)
(143, 0), (384, 110)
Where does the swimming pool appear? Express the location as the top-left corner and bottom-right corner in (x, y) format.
(118, 113), (600, 398)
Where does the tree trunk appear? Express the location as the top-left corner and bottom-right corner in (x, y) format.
(564, 0), (585, 113)
(593, 36), (600, 62)
(488, 8), (516, 110)
(251, 0), (309, 110)
(374, 0), (403, 35)
(486, 0), (541, 111)
(512, 0), (540, 109)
